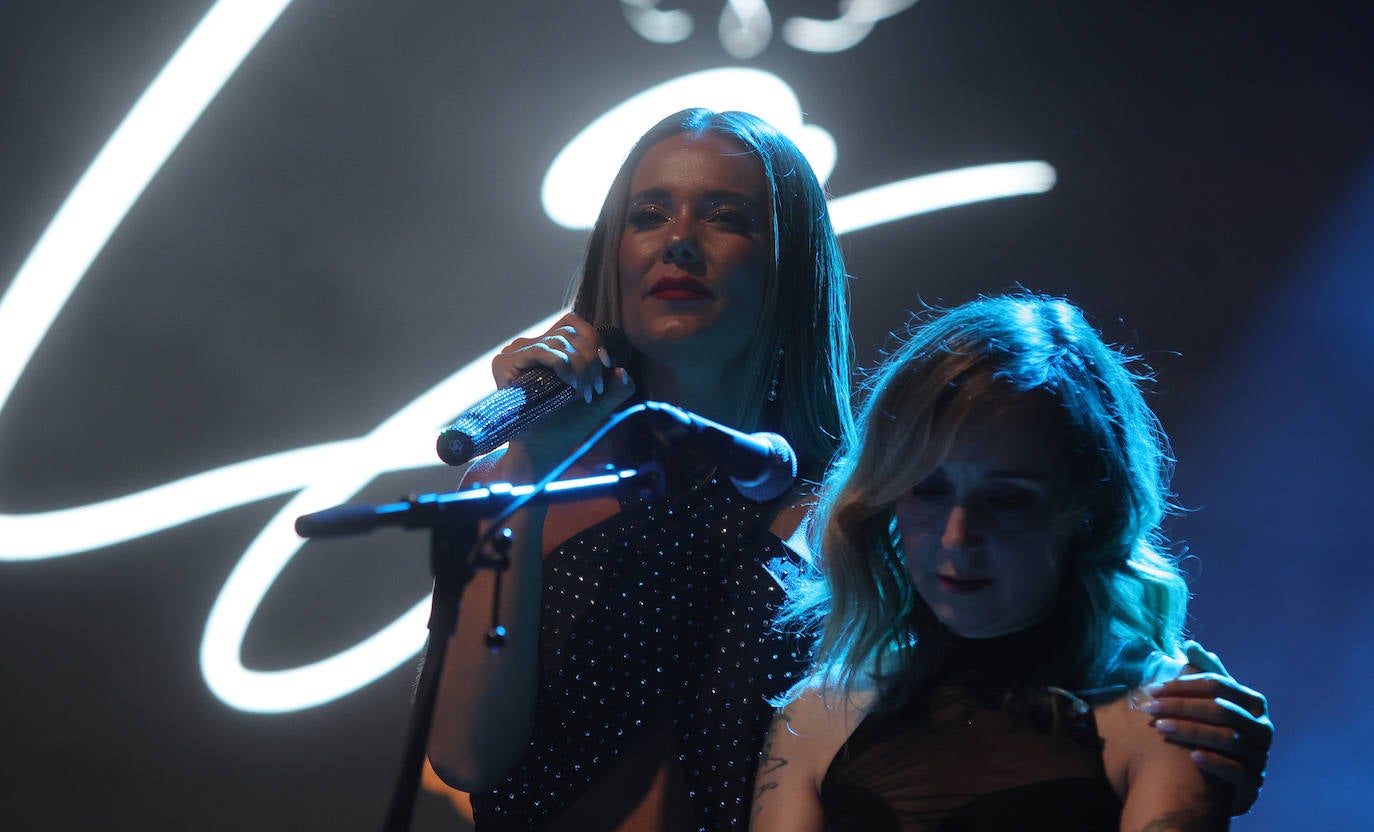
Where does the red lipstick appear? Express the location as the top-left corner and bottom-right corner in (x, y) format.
(648, 275), (712, 300)
(938, 575), (993, 595)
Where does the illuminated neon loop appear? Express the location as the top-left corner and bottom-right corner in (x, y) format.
(0, 4), (1055, 712)
(621, 0), (922, 58)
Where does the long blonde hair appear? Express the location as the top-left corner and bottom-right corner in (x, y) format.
(782, 294), (1189, 704)
(568, 108), (854, 481)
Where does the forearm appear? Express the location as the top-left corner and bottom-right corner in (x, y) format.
(427, 448), (552, 790)
(427, 500), (546, 790)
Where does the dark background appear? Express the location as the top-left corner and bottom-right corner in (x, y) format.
(2, 1), (1371, 829)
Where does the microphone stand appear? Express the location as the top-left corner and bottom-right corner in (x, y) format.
(294, 465), (665, 832)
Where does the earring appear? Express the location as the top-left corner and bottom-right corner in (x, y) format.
(766, 342), (784, 402)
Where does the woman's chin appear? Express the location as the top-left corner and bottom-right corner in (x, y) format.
(635, 315), (717, 342)
(634, 320), (747, 361)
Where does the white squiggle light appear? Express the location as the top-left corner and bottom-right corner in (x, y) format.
(620, 1), (921, 56)
(540, 68), (837, 230)
(782, 0), (920, 54)
(2, 48), (1056, 713)
(0, 0), (293, 417)
(620, 0), (694, 43)
(199, 313), (563, 712)
(0, 163), (1056, 557)
(828, 162), (1057, 234)
(0, 441), (354, 560)
(720, 0), (773, 59)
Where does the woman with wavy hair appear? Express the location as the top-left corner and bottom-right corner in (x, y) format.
(751, 294), (1248, 831)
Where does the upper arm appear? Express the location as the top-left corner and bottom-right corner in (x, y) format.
(751, 685), (870, 832)
(751, 697), (826, 832)
(1101, 689), (1231, 832)
(1120, 741), (1230, 832)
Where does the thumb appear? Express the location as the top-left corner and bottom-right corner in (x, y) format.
(1183, 639), (1232, 678)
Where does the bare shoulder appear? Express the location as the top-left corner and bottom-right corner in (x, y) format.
(752, 677), (878, 831)
(766, 675), (878, 779)
(1095, 653), (1191, 791)
(771, 489), (818, 556)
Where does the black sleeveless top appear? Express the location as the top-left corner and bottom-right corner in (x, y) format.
(471, 472), (808, 830)
(820, 626), (1125, 831)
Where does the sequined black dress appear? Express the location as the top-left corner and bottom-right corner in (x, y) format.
(820, 625), (1125, 831)
(471, 472), (808, 830)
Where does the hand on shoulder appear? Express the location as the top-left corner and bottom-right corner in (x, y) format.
(1095, 653), (1232, 831)
(1138, 642), (1272, 815)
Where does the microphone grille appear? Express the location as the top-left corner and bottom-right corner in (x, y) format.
(437, 368), (576, 464)
(729, 431), (797, 502)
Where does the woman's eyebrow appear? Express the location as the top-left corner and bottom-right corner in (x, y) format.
(942, 463), (1054, 482)
(627, 186), (671, 205)
(983, 470), (1055, 483)
(700, 189), (759, 206)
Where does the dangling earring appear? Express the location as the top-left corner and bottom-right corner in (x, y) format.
(766, 341), (784, 402)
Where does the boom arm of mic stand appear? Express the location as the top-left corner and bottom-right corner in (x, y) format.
(294, 467), (664, 539)
(293, 465), (663, 832)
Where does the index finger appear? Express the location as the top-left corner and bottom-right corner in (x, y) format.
(553, 311), (615, 341)
(1153, 673), (1267, 718)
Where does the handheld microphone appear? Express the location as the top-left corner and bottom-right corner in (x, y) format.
(639, 401), (797, 502)
(437, 329), (628, 466)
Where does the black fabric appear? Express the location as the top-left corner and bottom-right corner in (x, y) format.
(820, 625), (1125, 832)
(472, 473), (808, 830)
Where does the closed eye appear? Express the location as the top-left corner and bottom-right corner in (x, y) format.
(708, 207), (755, 231)
(979, 480), (1057, 521)
(910, 473), (953, 501)
(627, 205), (668, 230)
(986, 490), (1037, 509)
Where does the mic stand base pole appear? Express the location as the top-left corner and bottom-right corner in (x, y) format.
(382, 516), (474, 832)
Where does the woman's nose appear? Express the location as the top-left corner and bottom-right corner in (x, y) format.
(663, 234), (701, 264)
(941, 505), (972, 551)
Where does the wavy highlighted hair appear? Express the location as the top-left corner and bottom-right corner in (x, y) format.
(782, 294), (1189, 704)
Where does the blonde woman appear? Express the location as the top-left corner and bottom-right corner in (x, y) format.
(752, 295), (1257, 831)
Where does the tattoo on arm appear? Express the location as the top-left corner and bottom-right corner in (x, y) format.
(1138, 809), (1216, 832)
(751, 709), (793, 821)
